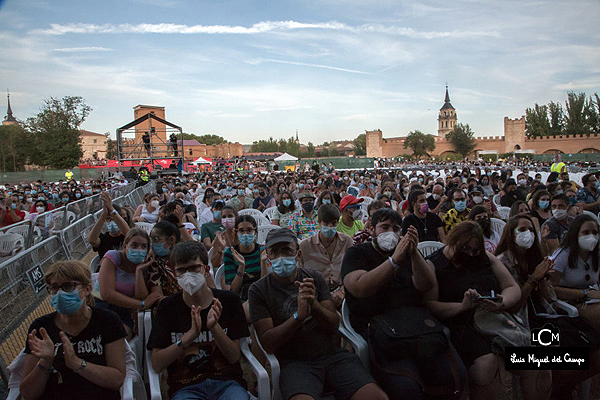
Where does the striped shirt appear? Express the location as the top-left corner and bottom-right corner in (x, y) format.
(223, 244), (261, 301)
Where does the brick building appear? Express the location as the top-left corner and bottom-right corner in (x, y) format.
(80, 130), (107, 159)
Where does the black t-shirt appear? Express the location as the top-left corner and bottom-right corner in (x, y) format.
(25, 307), (126, 400)
(340, 242), (421, 337)
(147, 289), (249, 397)
(426, 196), (440, 211)
(92, 232), (124, 258)
(248, 268), (336, 362)
(401, 212), (444, 242)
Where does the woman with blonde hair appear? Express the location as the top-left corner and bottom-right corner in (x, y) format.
(20, 260), (126, 400)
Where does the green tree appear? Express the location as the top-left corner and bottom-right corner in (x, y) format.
(329, 144), (339, 156)
(250, 137), (280, 153)
(27, 96), (90, 169)
(353, 134), (366, 156)
(548, 101), (564, 136)
(181, 133), (228, 145)
(525, 103), (550, 137)
(403, 130), (435, 159)
(445, 123), (476, 158)
(0, 124), (31, 171)
(106, 135), (118, 160)
(306, 142), (316, 157)
(564, 92), (590, 135)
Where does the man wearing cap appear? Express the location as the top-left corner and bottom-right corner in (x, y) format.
(200, 197), (225, 251)
(337, 195), (365, 237)
(288, 192), (319, 240)
(249, 228), (388, 400)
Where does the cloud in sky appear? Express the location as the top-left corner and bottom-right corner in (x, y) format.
(1, 0), (599, 144)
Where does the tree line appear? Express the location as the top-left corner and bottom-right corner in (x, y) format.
(249, 134), (367, 157)
(525, 92), (600, 137)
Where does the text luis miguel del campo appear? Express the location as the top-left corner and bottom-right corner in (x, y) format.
(505, 324), (589, 370)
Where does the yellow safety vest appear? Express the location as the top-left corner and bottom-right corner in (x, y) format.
(65, 171), (73, 180)
(551, 162), (565, 173)
(139, 170), (149, 182)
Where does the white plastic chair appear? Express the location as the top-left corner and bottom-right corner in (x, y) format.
(347, 186), (360, 197)
(263, 206), (278, 221)
(144, 310), (269, 400)
(490, 218), (506, 238)
(341, 300), (369, 368)
(582, 210), (599, 223)
(214, 265), (225, 290)
(254, 215), (271, 227)
(492, 194), (501, 208)
(238, 208), (265, 220)
(497, 206), (511, 221)
(90, 254), (101, 273)
(257, 225), (279, 245)
(417, 240), (445, 258)
(0, 233), (25, 261)
(134, 222), (155, 234)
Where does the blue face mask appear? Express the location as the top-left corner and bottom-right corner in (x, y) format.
(86, 189), (92, 194)
(127, 249), (148, 264)
(321, 225), (337, 238)
(271, 256), (297, 277)
(213, 210), (222, 220)
(238, 189), (245, 196)
(556, 190), (563, 195)
(322, 199), (331, 205)
(238, 233), (255, 246)
(454, 200), (467, 212)
(11, 203), (17, 209)
(282, 199), (291, 207)
(248, 183), (254, 189)
(31, 190), (37, 195)
(75, 193), (81, 198)
(152, 242), (170, 257)
(226, 186), (232, 191)
(106, 221), (120, 233)
(51, 289), (83, 315)
(538, 200), (549, 210)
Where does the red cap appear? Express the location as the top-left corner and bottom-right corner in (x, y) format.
(339, 195), (364, 211)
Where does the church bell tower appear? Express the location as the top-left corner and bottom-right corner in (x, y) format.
(437, 85), (457, 137)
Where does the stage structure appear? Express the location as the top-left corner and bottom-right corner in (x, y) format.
(116, 112), (186, 172)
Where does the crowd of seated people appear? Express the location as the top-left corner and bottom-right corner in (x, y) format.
(17, 161), (600, 400)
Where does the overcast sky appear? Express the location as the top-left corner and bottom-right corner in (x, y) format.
(1, 0), (599, 144)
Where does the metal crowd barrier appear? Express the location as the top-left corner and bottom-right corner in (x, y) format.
(0, 236), (69, 382)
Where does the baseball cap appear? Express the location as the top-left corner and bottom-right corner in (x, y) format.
(212, 199), (225, 208)
(298, 192), (315, 200)
(340, 195), (363, 211)
(469, 186), (484, 195)
(265, 228), (298, 248)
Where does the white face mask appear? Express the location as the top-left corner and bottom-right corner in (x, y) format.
(150, 200), (159, 208)
(432, 194), (441, 201)
(36, 206), (45, 213)
(579, 234), (599, 252)
(377, 231), (399, 252)
(177, 272), (206, 295)
(551, 209), (568, 221)
(472, 196), (483, 204)
(515, 230), (535, 249)
(351, 209), (362, 220)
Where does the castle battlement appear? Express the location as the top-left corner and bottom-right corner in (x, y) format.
(524, 133), (599, 141)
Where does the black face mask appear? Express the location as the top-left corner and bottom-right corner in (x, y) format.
(259, 191), (266, 196)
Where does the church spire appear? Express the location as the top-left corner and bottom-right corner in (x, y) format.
(3, 90), (17, 125)
(441, 85), (454, 110)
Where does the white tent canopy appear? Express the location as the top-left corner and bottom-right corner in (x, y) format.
(191, 157), (211, 164)
(274, 153), (298, 161)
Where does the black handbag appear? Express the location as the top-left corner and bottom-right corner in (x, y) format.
(368, 306), (463, 398)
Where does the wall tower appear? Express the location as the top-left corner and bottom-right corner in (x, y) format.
(437, 86), (457, 137)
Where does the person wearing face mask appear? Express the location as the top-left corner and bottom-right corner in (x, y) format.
(288, 192), (320, 240)
(222, 216), (266, 316)
(495, 215), (600, 399)
(272, 191), (295, 226)
(210, 206), (239, 268)
(500, 179), (523, 207)
(249, 227), (388, 400)
(529, 189), (551, 228)
(540, 194), (574, 255)
(316, 189), (336, 209)
(253, 183), (275, 211)
(147, 220), (183, 297)
(576, 173), (600, 215)
(402, 190), (445, 243)
(479, 175), (495, 198)
(0, 195), (25, 228)
(442, 188), (471, 234)
(200, 198), (225, 251)
(426, 183), (448, 215)
(97, 228), (160, 339)
(20, 260), (127, 400)
(87, 192), (130, 259)
(133, 193), (160, 223)
(425, 221), (547, 400)
(298, 204), (354, 309)
(342, 209), (461, 399)
(148, 240), (250, 400)
(226, 183), (253, 212)
(550, 214), (600, 333)
(337, 195), (365, 237)
(468, 205), (501, 253)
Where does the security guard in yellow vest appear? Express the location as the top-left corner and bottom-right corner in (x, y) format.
(550, 154), (566, 174)
(65, 169), (74, 181)
(139, 168), (149, 184)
